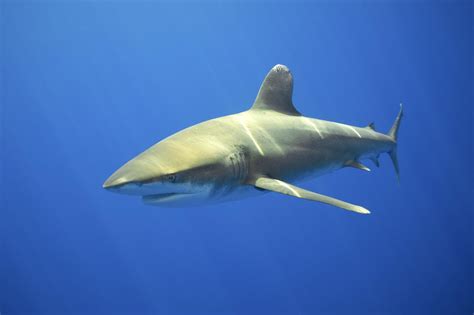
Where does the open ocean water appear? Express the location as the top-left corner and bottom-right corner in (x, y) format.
(1, 1), (472, 314)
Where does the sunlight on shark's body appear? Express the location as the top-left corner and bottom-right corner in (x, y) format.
(103, 64), (403, 214)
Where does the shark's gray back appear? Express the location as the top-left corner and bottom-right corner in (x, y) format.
(136, 63), (394, 185)
(160, 109), (392, 184)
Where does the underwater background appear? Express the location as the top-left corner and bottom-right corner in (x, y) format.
(1, 1), (472, 314)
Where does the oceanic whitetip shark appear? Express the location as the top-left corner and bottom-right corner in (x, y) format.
(104, 64), (403, 214)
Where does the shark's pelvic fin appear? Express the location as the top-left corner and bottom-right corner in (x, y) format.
(251, 177), (370, 214)
(345, 160), (371, 172)
(251, 64), (301, 116)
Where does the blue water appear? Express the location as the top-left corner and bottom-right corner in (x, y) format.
(1, 2), (472, 314)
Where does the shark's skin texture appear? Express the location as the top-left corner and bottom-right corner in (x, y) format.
(104, 65), (403, 214)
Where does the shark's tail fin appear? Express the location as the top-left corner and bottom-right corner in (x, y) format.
(388, 104), (403, 181)
(388, 104), (403, 141)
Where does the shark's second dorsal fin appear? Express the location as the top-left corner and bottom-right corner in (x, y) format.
(251, 64), (301, 116)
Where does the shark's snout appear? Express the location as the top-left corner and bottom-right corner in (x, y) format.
(103, 175), (128, 189)
(103, 157), (184, 197)
(103, 172), (145, 195)
(103, 159), (156, 195)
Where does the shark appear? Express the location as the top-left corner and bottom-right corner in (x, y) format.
(103, 64), (403, 214)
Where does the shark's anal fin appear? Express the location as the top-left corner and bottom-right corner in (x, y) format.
(344, 160), (371, 172)
(370, 156), (380, 167)
(251, 177), (370, 214)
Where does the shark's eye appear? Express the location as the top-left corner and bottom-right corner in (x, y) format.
(165, 174), (176, 182)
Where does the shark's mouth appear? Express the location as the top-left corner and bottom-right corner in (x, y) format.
(142, 192), (196, 205)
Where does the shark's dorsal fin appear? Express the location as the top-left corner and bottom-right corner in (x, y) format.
(250, 176), (370, 214)
(251, 64), (301, 116)
(366, 122), (376, 131)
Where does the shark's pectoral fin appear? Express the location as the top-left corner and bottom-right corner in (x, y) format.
(251, 177), (370, 214)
